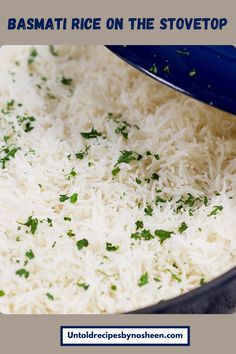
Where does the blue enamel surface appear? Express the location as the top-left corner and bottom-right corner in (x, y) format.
(107, 46), (236, 116)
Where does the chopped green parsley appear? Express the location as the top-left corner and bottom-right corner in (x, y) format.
(131, 229), (154, 241)
(0, 290), (5, 297)
(178, 222), (188, 234)
(49, 45), (59, 56)
(138, 272), (148, 287)
(200, 277), (206, 286)
(169, 271), (181, 283)
(67, 230), (75, 238)
(189, 68), (197, 77)
(135, 220), (143, 230)
(76, 238), (89, 250)
(61, 76), (73, 85)
(81, 127), (102, 139)
(112, 166), (120, 176)
(155, 229), (174, 244)
(208, 205), (223, 216)
(46, 293), (54, 300)
(106, 242), (119, 252)
(115, 121), (131, 139)
(28, 48), (38, 65)
(25, 249), (35, 260)
(77, 282), (89, 290)
(176, 50), (190, 55)
(163, 65), (170, 74)
(17, 115), (35, 132)
(75, 145), (90, 159)
(59, 193), (78, 204)
(21, 216), (39, 235)
(149, 63), (158, 74)
(0, 146), (19, 169)
(68, 168), (77, 179)
(70, 193), (78, 203)
(47, 218), (53, 227)
(115, 150), (142, 166)
(156, 196), (167, 204)
(151, 173), (159, 181)
(59, 194), (69, 202)
(144, 204), (153, 216)
(15, 268), (29, 279)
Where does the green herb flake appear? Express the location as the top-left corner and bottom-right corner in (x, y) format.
(77, 282), (89, 290)
(76, 238), (89, 250)
(69, 168), (77, 178)
(135, 177), (141, 184)
(203, 196), (208, 206)
(178, 222), (188, 234)
(176, 50), (190, 55)
(25, 249), (35, 260)
(115, 122), (131, 139)
(189, 68), (197, 77)
(0, 290), (5, 297)
(75, 145), (90, 160)
(151, 173), (159, 181)
(22, 216), (39, 235)
(200, 277), (206, 286)
(28, 48), (38, 65)
(70, 193), (78, 204)
(47, 218), (53, 227)
(208, 205), (223, 217)
(138, 272), (148, 287)
(59, 193), (78, 203)
(59, 194), (70, 202)
(49, 45), (59, 56)
(46, 293), (54, 300)
(81, 127), (102, 139)
(155, 229), (174, 244)
(3, 136), (11, 144)
(170, 272), (181, 283)
(106, 242), (119, 252)
(131, 229), (154, 241)
(17, 115), (35, 132)
(115, 150), (141, 166)
(149, 64), (158, 74)
(111, 284), (117, 291)
(112, 167), (120, 176)
(6, 99), (15, 111)
(61, 76), (73, 86)
(163, 65), (170, 74)
(144, 204), (153, 216)
(154, 277), (161, 282)
(15, 268), (29, 279)
(64, 216), (71, 222)
(156, 196), (167, 204)
(67, 229), (75, 238)
(0, 146), (19, 169)
(154, 154), (160, 160)
(135, 220), (143, 230)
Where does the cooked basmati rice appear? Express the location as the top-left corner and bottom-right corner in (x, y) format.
(0, 45), (236, 314)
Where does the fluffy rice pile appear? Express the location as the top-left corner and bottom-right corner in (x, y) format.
(0, 45), (236, 314)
